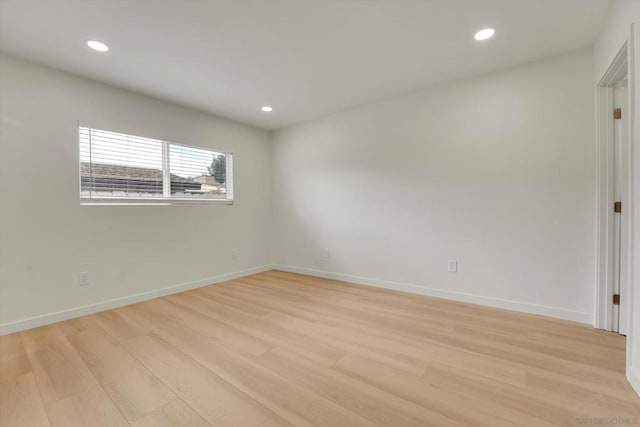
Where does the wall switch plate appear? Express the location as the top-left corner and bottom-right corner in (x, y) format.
(448, 260), (458, 273)
(78, 272), (90, 286)
(323, 248), (330, 259)
(231, 249), (238, 259)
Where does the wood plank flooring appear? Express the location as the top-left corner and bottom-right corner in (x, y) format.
(1, 270), (638, 426)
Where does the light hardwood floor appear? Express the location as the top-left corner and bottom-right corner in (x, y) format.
(1, 270), (639, 426)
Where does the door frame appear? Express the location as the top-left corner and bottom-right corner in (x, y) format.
(595, 42), (633, 333)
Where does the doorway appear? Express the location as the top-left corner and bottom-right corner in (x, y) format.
(596, 43), (632, 334)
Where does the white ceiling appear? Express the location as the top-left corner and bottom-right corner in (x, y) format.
(0, 0), (611, 130)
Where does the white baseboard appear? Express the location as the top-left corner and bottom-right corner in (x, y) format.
(628, 365), (640, 397)
(272, 264), (593, 324)
(0, 265), (272, 336)
(0, 263), (595, 335)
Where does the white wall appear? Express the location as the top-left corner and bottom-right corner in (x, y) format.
(0, 54), (272, 333)
(271, 50), (596, 324)
(594, 0), (640, 397)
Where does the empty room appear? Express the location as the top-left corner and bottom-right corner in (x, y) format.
(1, 0), (639, 425)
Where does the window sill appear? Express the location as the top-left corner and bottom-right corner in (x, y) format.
(80, 198), (233, 206)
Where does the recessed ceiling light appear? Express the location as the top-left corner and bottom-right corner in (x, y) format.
(261, 106), (273, 112)
(474, 28), (495, 41)
(87, 40), (109, 52)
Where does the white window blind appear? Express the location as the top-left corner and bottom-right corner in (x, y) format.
(79, 126), (233, 203)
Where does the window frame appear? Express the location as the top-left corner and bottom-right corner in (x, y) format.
(78, 126), (234, 206)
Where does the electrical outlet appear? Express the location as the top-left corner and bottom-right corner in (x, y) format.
(78, 272), (90, 286)
(448, 260), (458, 273)
(231, 249), (237, 259)
(322, 248), (330, 259)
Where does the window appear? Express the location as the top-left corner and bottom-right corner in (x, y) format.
(79, 127), (233, 204)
